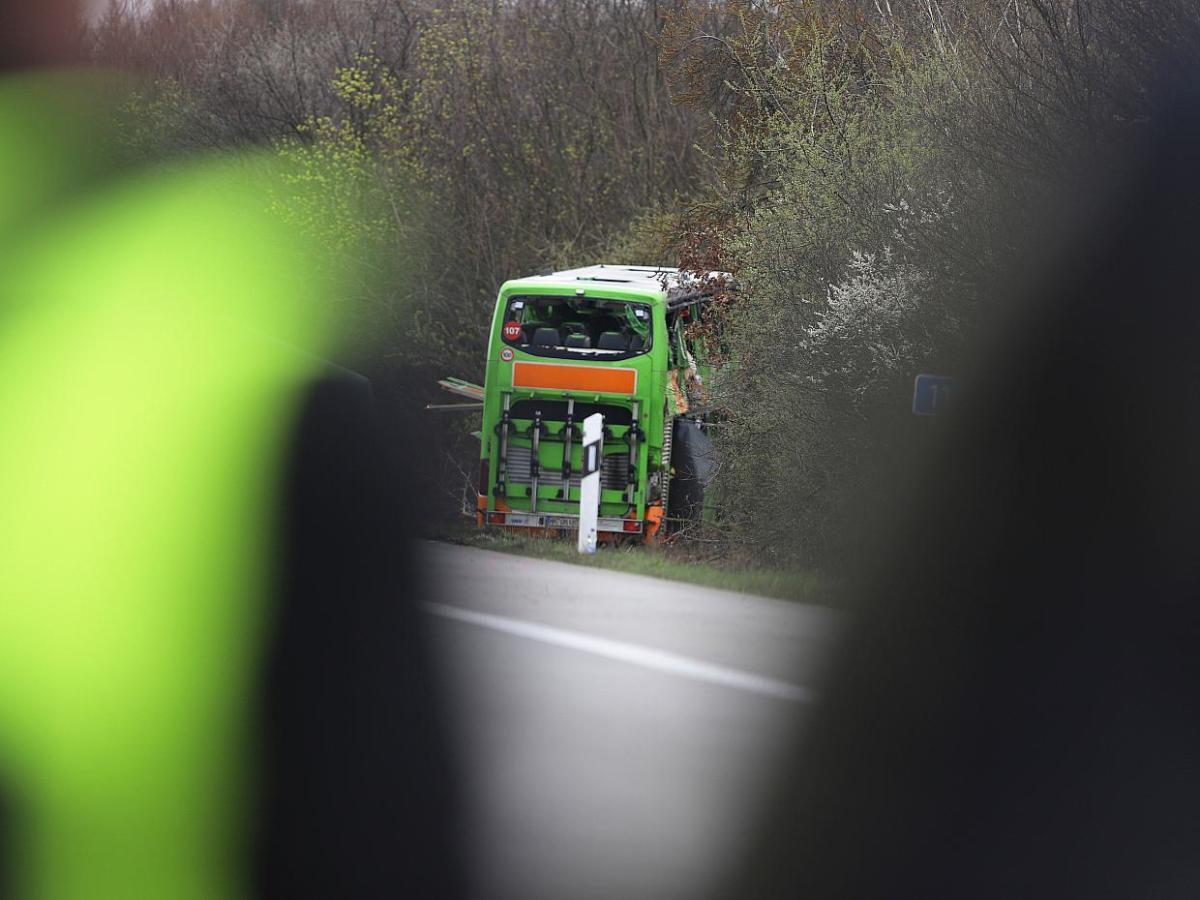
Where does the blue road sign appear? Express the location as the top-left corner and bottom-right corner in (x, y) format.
(912, 374), (958, 416)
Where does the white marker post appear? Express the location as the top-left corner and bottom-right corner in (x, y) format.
(577, 413), (604, 554)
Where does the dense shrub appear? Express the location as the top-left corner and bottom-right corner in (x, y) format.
(663, 0), (1200, 563)
(92, 0), (1200, 543)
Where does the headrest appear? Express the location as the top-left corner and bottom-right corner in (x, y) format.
(597, 331), (628, 351)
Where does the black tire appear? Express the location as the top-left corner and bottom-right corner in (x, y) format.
(666, 417), (715, 528)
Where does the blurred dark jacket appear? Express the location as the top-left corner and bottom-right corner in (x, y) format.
(730, 75), (1200, 900)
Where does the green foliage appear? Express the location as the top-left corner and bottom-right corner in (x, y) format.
(114, 77), (192, 160)
(727, 46), (973, 375)
(687, 18), (976, 562)
(430, 523), (830, 605)
(593, 208), (682, 269)
(86, 0), (1200, 560)
(666, 0), (1200, 563)
(249, 0), (714, 378)
(90, 0), (712, 376)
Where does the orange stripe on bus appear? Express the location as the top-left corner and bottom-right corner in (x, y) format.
(512, 362), (638, 395)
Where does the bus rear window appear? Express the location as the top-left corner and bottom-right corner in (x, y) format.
(501, 296), (652, 360)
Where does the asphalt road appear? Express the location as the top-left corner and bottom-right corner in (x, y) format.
(419, 541), (844, 900)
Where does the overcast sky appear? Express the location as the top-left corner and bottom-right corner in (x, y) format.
(84, 0), (156, 24)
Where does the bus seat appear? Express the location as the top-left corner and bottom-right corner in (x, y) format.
(597, 331), (628, 351)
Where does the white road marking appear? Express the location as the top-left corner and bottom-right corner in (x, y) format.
(422, 601), (815, 704)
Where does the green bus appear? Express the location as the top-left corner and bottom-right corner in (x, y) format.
(472, 265), (723, 543)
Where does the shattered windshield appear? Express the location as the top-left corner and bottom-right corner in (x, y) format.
(500, 295), (653, 361)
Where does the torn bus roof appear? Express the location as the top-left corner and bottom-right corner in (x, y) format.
(501, 265), (732, 308)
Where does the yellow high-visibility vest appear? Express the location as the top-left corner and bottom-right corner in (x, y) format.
(0, 73), (337, 899)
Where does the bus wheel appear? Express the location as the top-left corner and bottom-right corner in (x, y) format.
(666, 418), (714, 532)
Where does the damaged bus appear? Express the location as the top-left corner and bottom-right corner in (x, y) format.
(461, 265), (724, 543)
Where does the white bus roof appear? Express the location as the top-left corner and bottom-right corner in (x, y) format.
(501, 264), (730, 307)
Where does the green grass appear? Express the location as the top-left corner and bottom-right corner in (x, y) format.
(426, 521), (830, 604)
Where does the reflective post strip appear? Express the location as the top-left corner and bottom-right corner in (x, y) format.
(578, 412), (604, 554)
(627, 399), (640, 504)
(561, 398), (574, 498)
(530, 409), (542, 512)
(497, 392), (511, 495)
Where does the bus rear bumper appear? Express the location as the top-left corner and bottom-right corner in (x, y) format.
(481, 510), (643, 535)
